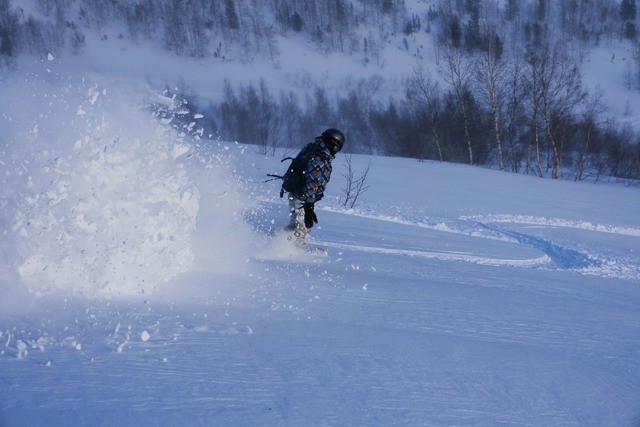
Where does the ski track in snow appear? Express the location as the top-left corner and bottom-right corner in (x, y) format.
(313, 240), (552, 267)
(318, 206), (640, 280)
(464, 214), (640, 238)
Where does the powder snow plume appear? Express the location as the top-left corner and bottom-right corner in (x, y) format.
(0, 67), (212, 297)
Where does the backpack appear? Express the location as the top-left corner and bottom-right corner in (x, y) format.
(267, 143), (321, 198)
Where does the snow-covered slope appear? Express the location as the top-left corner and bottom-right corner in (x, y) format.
(1, 63), (639, 426)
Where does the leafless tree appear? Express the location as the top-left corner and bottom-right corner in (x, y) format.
(525, 45), (585, 178)
(340, 155), (371, 209)
(439, 41), (474, 165)
(474, 30), (507, 170)
(524, 49), (545, 177)
(575, 87), (606, 181)
(503, 60), (527, 173)
(256, 79), (284, 155)
(406, 63), (443, 161)
(278, 90), (302, 149)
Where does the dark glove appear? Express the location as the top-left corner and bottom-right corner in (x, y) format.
(303, 203), (318, 229)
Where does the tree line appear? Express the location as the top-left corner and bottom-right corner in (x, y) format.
(207, 52), (639, 184)
(206, 0), (640, 183)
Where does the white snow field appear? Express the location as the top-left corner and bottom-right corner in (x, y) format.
(1, 69), (640, 427)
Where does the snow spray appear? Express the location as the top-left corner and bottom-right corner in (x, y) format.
(0, 69), (202, 296)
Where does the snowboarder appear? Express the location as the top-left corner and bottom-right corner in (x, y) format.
(280, 128), (345, 247)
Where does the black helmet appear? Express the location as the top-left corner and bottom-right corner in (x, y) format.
(321, 128), (345, 153)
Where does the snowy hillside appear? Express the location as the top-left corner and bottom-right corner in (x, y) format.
(1, 62), (640, 425)
(3, 0), (640, 181)
(47, 3), (640, 127)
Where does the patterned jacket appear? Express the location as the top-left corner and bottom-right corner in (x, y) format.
(300, 140), (334, 204)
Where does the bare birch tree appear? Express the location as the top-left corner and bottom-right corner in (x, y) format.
(503, 60), (527, 173)
(575, 87), (606, 181)
(537, 47), (585, 179)
(524, 49), (545, 177)
(406, 63), (443, 161)
(439, 41), (474, 165)
(474, 30), (507, 170)
(526, 45), (585, 179)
